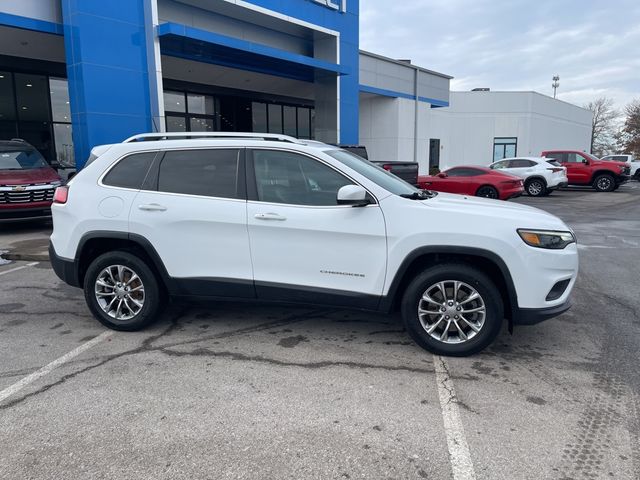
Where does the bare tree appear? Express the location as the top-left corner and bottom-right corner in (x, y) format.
(619, 99), (640, 157)
(584, 97), (618, 156)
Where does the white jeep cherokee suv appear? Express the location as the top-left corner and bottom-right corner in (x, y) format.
(489, 157), (568, 197)
(49, 133), (579, 356)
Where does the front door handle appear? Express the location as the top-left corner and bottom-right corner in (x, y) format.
(138, 203), (167, 212)
(254, 212), (286, 221)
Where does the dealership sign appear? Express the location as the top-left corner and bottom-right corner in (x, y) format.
(312, 0), (347, 13)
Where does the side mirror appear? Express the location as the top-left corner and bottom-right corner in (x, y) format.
(582, 158), (589, 164)
(337, 185), (371, 207)
(437, 172), (448, 178)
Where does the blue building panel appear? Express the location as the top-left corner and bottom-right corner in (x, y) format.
(61, 0), (154, 168)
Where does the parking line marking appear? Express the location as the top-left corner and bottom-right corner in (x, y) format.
(0, 261), (39, 276)
(0, 331), (113, 404)
(433, 355), (477, 480)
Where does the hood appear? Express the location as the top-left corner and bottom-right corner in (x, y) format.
(593, 159), (626, 168)
(0, 166), (61, 186)
(420, 192), (568, 229)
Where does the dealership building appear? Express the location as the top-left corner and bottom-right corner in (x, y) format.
(0, 0), (591, 173)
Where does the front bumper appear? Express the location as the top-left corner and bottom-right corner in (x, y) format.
(0, 206), (51, 222)
(513, 300), (572, 325)
(615, 174), (630, 184)
(49, 242), (81, 288)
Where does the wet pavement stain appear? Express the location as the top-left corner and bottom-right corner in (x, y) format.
(3, 319), (26, 327)
(526, 395), (547, 405)
(0, 303), (25, 313)
(278, 335), (308, 348)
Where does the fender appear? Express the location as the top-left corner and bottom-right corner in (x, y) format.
(74, 231), (176, 291)
(379, 245), (519, 319)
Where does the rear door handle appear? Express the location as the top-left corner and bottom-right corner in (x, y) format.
(254, 212), (286, 221)
(138, 203), (167, 212)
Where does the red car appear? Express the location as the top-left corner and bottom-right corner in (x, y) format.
(541, 150), (630, 191)
(417, 166), (524, 200)
(0, 139), (63, 222)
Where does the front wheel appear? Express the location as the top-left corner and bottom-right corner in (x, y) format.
(400, 264), (504, 356)
(593, 174), (615, 192)
(476, 185), (499, 199)
(84, 251), (163, 331)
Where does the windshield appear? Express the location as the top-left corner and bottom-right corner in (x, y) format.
(0, 146), (48, 170)
(324, 149), (421, 196)
(582, 152), (601, 162)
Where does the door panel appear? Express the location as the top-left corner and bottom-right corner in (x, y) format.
(246, 149), (387, 305)
(128, 148), (254, 297)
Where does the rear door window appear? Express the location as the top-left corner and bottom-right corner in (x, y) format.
(157, 149), (241, 199)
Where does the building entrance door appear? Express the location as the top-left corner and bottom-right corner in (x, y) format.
(429, 139), (440, 170)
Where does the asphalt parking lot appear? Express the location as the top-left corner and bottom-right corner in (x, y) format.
(1, 184), (639, 480)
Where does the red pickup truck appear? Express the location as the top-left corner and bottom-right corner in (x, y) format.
(541, 150), (630, 192)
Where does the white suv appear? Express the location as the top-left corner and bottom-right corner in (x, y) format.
(600, 154), (640, 180)
(489, 157), (568, 196)
(49, 133), (579, 356)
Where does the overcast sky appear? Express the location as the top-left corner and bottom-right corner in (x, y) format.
(359, 0), (640, 111)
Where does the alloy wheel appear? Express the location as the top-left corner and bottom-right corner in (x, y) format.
(528, 180), (543, 196)
(95, 265), (145, 321)
(417, 280), (486, 344)
(596, 176), (612, 191)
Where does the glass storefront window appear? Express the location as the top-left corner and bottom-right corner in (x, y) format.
(53, 123), (74, 166)
(0, 72), (16, 121)
(166, 115), (187, 132)
(164, 91), (186, 113)
(49, 77), (71, 122)
(297, 107), (310, 139)
(252, 102), (267, 132)
(268, 104), (282, 134)
(15, 73), (49, 122)
(189, 117), (214, 132)
(283, 106), (296, 136)
(187, 94), (215, 115)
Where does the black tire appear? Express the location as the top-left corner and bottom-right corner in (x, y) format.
(400, 263), (504, 356)
(634, 171), (640, 182)
(83, 250), (163, 331)
(476, 185), (499, 199)
(593, 173), (615, 192)
(525, 178), (546, 197)
(543, 188), (553, 196)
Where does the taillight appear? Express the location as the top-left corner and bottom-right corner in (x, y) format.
(547, 167), (563, 173)
(53, 186), (68, 204)
(382, 164), (392, 171)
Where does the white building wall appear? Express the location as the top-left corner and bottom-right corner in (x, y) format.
(0, 0), (62, 23)
(430, 91), (592, 169)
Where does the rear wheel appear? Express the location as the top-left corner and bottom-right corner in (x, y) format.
(84, 251), (163, 331)
(634, 171), (640, 182)
(593, 174), (615, 192)
(525, 178), (546, 197)
(401, 264), (504, 356)
(476, 185), (499, 199)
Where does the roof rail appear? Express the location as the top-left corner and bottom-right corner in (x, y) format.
(123, 132), (304, 144)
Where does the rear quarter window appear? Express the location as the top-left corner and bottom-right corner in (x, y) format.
(102, 152), (157, 189)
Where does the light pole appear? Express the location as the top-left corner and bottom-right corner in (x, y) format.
(552, 75), (560, 99)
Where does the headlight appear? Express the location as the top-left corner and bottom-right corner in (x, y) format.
(50, 180), (63, 187)
(517, 229), (575, 249)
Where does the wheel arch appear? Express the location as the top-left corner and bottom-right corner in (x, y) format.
(525, 175), (547, 186)
(380, 246), (518, 323)
(75, 231), (172, 293)
(475, 184), (499, 196)
(590, 170), (615, 184)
